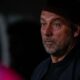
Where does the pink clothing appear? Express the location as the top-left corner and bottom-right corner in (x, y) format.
(0, 65), (23, 80)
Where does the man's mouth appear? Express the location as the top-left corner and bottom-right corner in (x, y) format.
(43, 38), (56, 45)
(44, 40), (54, 45)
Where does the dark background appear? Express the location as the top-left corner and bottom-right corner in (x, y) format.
(0, 0), (46, 22)
(0, 0), (49, 80)
(8, 20), (49, 80)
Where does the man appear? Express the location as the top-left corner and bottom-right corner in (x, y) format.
(31, 0), (80, 80)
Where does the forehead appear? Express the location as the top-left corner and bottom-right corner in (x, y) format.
(40, 10), (62, 20)
(40, 10), (70, 23)
(40, 10), (71, 27)
(40, 11), (70, 24)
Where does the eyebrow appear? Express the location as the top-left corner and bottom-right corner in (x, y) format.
(40, 17), (66, 22)
(51, 18), (66, 22)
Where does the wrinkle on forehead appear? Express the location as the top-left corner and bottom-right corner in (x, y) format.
(41, 10), (61, 21)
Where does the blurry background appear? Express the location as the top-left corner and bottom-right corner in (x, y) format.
(0, 0), (49, 80)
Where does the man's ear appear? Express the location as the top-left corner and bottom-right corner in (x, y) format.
(74, 25), (80, 38)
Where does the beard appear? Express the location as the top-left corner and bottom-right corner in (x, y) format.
(43, 42), (65, 56)
(42, 37), (73, 57)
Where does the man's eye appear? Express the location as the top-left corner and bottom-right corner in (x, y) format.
(53, 23), (61, 27)
(41, 22), (46, 26)
(52, 22), (62, 29)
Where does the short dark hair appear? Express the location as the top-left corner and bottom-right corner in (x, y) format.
(41, 0), (80, 25)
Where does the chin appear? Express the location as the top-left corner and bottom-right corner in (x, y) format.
(45, 48), (56, 55)
(45, 48), (64, 57)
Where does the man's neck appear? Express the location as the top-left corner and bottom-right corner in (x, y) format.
(51, 55), (67, 63)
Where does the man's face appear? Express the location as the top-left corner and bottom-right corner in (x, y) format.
(40, 10), (76, 56)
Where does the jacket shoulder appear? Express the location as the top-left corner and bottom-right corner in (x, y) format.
(31, 58), (50, 80)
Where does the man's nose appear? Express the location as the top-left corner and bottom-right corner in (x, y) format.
(45, 26), (53, 37)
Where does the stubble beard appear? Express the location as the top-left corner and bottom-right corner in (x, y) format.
(42, 37), (74, 57)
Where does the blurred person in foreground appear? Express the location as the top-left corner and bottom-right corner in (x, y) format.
(31, 0), (80, 80)
(0, 63), (23, 80)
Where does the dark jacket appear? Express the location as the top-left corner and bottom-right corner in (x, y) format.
(31, 45), (80, 80)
